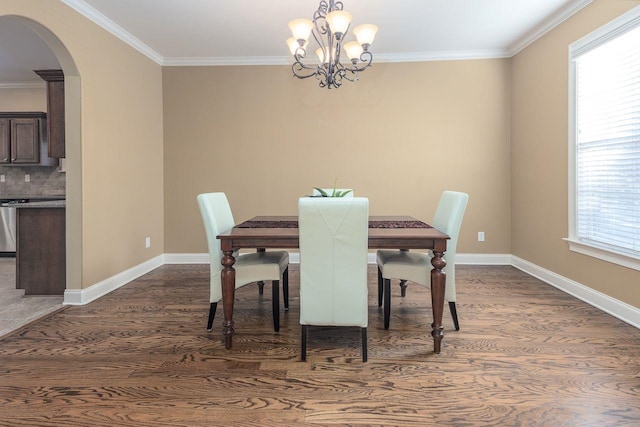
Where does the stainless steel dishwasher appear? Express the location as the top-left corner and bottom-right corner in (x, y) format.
(0, 199), (28, 253)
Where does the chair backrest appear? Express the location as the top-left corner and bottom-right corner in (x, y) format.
(298, 197), (369, 327)
(312, 188), (354, 198)
(197, 192), (235, 276)
(432, 191), (469, 301)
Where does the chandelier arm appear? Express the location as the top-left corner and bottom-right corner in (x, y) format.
(293, 51), (318, 71)
(316, 65), (336, 89)
(311, 25), (325, 54)
(314, 2), (329, 35)
(360, 51), (373, 67)
(334, 59), (359, 83)
(318, 0), (330, 16)
(331, 22), (350, 68)
(333, 68), (346, 88)
(317, 65), (329, 80)
(311, 4), (329, 67)
(341, 70), (359, 83)
(341, 51), (373, 73)
(292, 62), (321, 80)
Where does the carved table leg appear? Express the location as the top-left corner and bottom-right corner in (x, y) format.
(221, 250), (236, 349)
(430, 251), (446, 354)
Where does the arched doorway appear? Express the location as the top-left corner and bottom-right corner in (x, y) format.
(0, 15), (82, 297)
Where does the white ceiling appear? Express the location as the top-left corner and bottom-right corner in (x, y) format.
(0, 0), (592, 84)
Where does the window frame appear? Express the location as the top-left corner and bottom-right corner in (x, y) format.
(566, 6), (640, 272)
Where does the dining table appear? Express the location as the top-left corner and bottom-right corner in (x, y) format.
(217, 215), (450, 353)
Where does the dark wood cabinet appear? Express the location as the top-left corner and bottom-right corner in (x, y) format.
(0, 118), (8, 163)
(34, 69), (65, 158)
(0, 112), (48, 164)
(16, 207), (66, 295)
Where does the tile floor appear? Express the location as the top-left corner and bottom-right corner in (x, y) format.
(0, 257), (63, 338)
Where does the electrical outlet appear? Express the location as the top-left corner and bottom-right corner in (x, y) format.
(0, 175), (4, 182)
(145, 237), (151, 248)
(478, 231), (485, 242)
(24, 174), (30, 182)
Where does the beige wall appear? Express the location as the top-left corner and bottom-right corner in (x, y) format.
(0, 1), (165, 289)
(0, 87), (46, 111)
(163, 60), (512, 255)
(511, 0), (640, 306)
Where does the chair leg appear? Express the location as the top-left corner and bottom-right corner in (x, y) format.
(361, 327), (368, 362)
(301, 325), (308, 361)
(377, 267), (383, 307)
(399, 249), (409, 297)
(257, 248), (266, 295)
(207, 302), (217, 331)
(383, 278), (391, 329)
(449, 301), (460, 331)
(283, 267), (289, 311)
(399, 280), (408, 297)
(272, 280), (280, 332)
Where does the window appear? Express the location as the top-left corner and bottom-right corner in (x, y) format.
(567, 7), (640, 271)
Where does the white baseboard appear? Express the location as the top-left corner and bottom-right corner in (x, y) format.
(511, 256), (640, 329)
(63, 255), (164, 305)
(66, 252), (640, 330)
(164, 253), (209, 264)
(164, 252), (510, 265)
(457, 253), (512, 265)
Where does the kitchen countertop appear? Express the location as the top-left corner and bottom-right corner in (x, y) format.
(15, 200), (66, 209)
(1, 195), (65, 200)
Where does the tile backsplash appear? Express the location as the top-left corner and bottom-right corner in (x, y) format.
(0, 166), (65, 198)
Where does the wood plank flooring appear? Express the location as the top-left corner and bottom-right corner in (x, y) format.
(1, 264), (639, 426)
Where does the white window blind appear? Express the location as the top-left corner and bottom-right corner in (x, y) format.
(572, 19), (640, 261)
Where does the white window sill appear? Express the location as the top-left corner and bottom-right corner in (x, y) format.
(563, 238), (640, 272)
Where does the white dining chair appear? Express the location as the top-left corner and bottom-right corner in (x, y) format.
(197, 192), (289, 332)
(298, 196), (369, 362)
(376, 191), (469, 331)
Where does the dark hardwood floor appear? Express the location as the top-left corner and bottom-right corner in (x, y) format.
(1, 264), (639, 426)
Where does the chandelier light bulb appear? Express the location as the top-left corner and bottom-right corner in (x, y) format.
(316, 47), (335, 64)
(353, 24), (378, 50)
(288, 19), (314, 43)
(286, 37), (307, 55)
(325, 10), (352, 39)
(343, 41), (363, 63)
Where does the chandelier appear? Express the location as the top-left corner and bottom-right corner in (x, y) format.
(286, 0), (378, 89)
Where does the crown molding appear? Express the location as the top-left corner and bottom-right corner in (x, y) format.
(509, 0), (594, 55)
(378, 49), (511, 63)
(60, 0), (164, 64)
(162, 56), (293, 67)
(162, 49), (512, 67)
